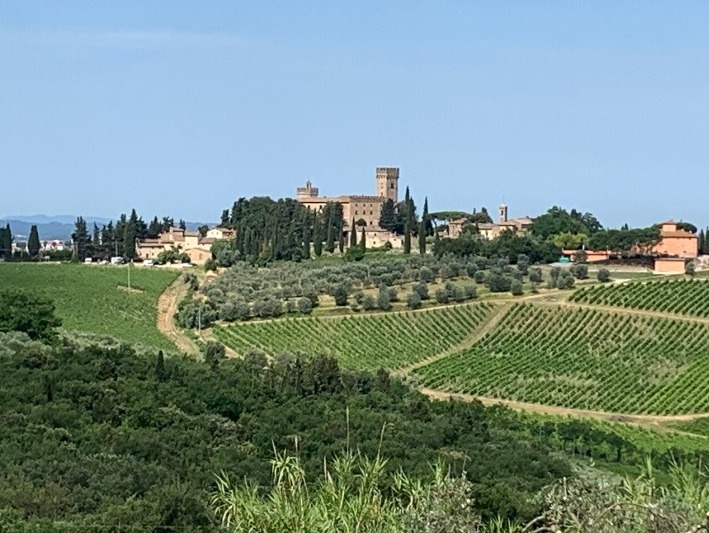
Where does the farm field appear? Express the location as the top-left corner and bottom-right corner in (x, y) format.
(214, 302), (494, 371)
(413, 303), (709, 415)
(570, 278), (709, 317)
(0, 263), (178, 350)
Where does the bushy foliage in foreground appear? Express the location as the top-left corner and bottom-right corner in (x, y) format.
(2, 330), (708, 532)
(0, 332), (570, 531)
(212, 452), (709, 533)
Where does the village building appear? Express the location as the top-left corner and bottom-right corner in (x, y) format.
(136, 227), (216, 265)
(654, 257), (688, 274)
(652, 220), (698, 259)
(297, 167), (404, 249)
(448, 204), (534, 239)
(206, 227), (236, 240)
(561, 220), (698, 271)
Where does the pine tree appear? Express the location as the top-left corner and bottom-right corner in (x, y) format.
(147, 216), (162, 239)
(361, 227), (366, 251)
(28, 225), (41, 259)
(349, 218), (357, 248)
(418, 220), (426, 255)
(72, 217), (89, 261)
(378, 199), (397, 232)
(179, 219), (187, 230)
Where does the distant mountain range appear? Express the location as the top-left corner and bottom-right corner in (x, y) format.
(0, 215), (215, 241)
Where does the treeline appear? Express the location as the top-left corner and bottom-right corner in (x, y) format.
(214, 197), (342, 264)
(71, 211), (194, 262)
(434, 229), (562, 264)
(213, 189), (433, 266)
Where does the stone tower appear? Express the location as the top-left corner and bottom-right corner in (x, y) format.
(376, 167), (399, 203)
(499, 204), (509, 223)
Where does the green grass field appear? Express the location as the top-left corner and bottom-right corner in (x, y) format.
(214, 303), (494, 371)
(414, 303), (709, 415)
(0, 263), (178, 350)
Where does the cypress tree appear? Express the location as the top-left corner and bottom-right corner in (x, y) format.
(2, 224), (12, 261)
(423, 196), (433, 236)
(0, 227), (6, 259)
(28, 225), (41, 259)
(313, 217), (323, 257)
(699, 229), (705, 255)
(325, 209), (335, 253)
(92, 223), (100, 245)
(155, 350), (167, 381)
(418, 220), (426, 255)
(404, 220), (411, 254)
(271, 226), (280, 260)
(361, 227), (366, 252)
(349, 218), (357, 248)
(302, 219), (311, 259)
(123, 210), (139, 260)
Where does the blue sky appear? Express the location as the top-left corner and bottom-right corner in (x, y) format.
(2, 1), (708, 228)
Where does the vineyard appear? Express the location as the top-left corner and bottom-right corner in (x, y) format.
(214, 303), (494, 371)
(413, 303), (709, 415)
(570, 278), (709, 317)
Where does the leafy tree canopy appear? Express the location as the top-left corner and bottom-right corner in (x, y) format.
(0, 289), (62, 340)
(530, 206), (602, 240)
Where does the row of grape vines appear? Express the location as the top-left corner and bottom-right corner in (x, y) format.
(414, 303), (709, 415)
(570, 279), (709, 317)
(214, 303), (495, 371)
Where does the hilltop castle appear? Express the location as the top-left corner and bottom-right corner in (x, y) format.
(296, 167), (405, 248)
(296, 167), (399, 229)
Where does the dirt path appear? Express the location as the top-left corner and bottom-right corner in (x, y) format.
(395, 303), (511, 376)
(418, 388), (709, 427)
(201, 327), (240, 358)
(156, 278), (200, 355)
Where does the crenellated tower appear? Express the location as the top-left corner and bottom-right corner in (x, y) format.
(376, 167), (399, 203)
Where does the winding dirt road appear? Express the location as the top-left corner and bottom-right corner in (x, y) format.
(156, 277), (200, 355)
(418, 388), (709, 427)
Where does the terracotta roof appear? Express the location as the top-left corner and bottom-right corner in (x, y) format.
(199, 237), (215, 245)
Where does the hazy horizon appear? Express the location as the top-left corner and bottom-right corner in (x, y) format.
(2, 1), (709, 229)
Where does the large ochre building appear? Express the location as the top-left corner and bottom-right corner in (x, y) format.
(296, 167), (399, 229)
(296, 167), (406, 248)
